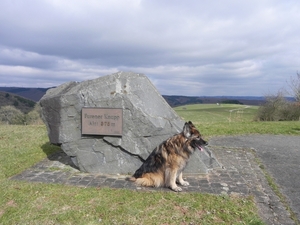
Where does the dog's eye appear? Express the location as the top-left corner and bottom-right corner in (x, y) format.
(193, 136), (200, 140)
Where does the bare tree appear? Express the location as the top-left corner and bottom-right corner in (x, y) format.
(287, 72), (300, 102)
(256, 90), (300, 121)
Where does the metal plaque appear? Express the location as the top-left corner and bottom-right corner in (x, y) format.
(82, 108), (123, 136)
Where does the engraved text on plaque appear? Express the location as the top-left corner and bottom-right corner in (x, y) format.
(82, 108), (123, 136)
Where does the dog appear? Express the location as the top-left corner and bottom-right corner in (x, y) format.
(130, 121), (208, 192)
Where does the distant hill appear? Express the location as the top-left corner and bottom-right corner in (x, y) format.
(0, 91), (36, 113)
(163, 95), (204, 107)
(0, 86), (272, 107)
(0, 87), (51, 102)
(164, 95), (266, 107)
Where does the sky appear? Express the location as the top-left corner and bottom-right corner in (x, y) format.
(1, 0), (300, 96)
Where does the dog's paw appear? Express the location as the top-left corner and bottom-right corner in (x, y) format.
(180, 181), (189, 186)
(171, 186), (182, 192)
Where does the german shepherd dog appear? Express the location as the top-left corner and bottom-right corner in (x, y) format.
(130, 121), (207, 192)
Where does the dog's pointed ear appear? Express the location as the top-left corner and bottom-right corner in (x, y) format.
(183, 122), (191, 138)
(188, 121), (194, 127)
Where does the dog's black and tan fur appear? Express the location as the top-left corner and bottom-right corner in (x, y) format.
(130, 121), (207, 192)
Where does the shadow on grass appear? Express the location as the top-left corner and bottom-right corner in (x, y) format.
(41, 142), (79, 170)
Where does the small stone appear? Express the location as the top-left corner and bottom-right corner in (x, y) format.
(222, 187), (229, 191)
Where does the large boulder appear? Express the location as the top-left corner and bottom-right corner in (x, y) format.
(40, 71), (220, 174)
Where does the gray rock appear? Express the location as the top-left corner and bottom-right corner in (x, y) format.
(40, 71), (220, 174)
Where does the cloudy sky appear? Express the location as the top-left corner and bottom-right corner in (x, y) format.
(1, 0), (299, 96)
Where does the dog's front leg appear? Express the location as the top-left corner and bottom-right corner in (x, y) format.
(177, 172), (189, 186)
(166, 168), (182, 192)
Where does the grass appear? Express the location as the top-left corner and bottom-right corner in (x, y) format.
(1, 183), (262, 224)
(0, 125), (263, 224)
(2, 103), (299, 224)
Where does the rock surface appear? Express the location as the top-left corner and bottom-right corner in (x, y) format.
(40, 71), (220, 174)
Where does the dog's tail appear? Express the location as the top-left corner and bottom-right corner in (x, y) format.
(128, 173), (163, 187)
(127, 176), (137, 182)
(135, 177), (156, 187)
(127, 176), (154, 186)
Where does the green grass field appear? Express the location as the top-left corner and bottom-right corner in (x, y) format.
(1, 104), (299, 224)
(174, 104), (300, 138)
